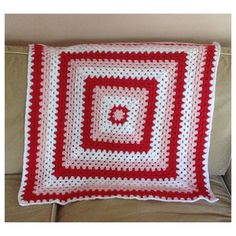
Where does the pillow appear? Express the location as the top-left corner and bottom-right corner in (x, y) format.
(18, 42), (220, 205)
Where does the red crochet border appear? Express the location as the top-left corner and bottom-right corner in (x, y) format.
(22, 44), (215, 202)
(53, 51), (185, 179)
(81, 76), (158, 152)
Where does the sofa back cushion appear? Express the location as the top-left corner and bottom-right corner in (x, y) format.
(208, 47), (231, 175)
(5, 45), (231, 175)
(5, 46), (28, 174)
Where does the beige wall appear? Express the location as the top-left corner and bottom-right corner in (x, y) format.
(5, 14), (231, 47)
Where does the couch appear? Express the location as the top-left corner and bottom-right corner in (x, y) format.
(5, 45), (231, 222)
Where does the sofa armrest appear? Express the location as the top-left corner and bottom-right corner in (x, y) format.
(223, 162), (231, 194)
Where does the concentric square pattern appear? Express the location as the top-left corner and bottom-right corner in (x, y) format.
(19, 42), (220, 205)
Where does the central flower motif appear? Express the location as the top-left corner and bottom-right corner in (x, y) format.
(108, 105), (129, 125)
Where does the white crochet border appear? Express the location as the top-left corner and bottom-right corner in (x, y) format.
(201, 42), (221, 202)
(18, 42), (221, 206)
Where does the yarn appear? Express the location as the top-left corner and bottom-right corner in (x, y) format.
(18, 42), (220, 205)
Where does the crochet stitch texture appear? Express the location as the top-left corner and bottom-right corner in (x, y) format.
(18, 42), (220, 205)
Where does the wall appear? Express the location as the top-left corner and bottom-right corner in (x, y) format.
(5, 14), (231, 47)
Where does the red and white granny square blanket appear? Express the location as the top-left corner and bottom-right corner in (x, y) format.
(19, 42), (220, 205)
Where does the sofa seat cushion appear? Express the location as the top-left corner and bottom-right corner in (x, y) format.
(5, 174), (53, 222)
(57, 176), (231, 222)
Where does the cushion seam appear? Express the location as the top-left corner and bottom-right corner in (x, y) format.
(219, 175), (231, 198)
(5, 51), (28, 55)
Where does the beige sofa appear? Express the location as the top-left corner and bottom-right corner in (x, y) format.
(5, 45), (231, 222)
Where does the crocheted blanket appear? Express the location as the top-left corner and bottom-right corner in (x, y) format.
(18, 42), (220, 205)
